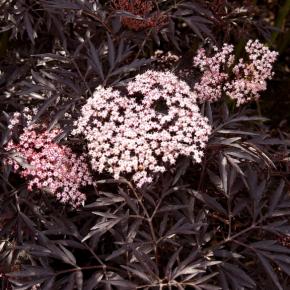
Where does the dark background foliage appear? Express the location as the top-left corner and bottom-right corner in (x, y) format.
(0, 0), (290, 289)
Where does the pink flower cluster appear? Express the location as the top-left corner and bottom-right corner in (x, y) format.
(225, 40), (278, 105)
(193, 44), (235, 102)
(193, 39), (278, 106)
(5, 124), (92, 207)
(73, 70), (211, 187)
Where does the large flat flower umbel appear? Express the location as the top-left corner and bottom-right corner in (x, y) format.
(73, 70), (211, 187)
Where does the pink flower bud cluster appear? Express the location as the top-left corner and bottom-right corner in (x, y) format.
(5, 125), (92, 207)
(112, 0), (167, 31)
(73, 70), (211, 187)
(193, 39), (278, 105)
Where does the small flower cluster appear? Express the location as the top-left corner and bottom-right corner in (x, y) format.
(73, 70), (211, 187)
(7, 107), (35, 131)
(112, 0), (167, 31)
(7, 112), (22, 129)
(193, 40), (278, 105)
(224, 40), (278, 105)
(193, 44), (235, 102)
(5, 121), (92, 207)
